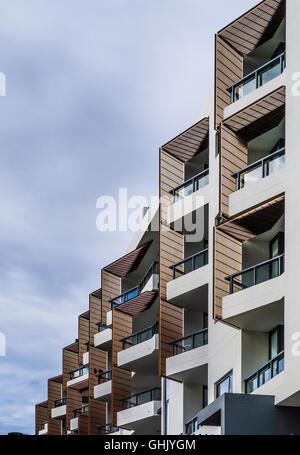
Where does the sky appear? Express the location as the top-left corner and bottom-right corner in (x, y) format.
(0, 0), (258, 434)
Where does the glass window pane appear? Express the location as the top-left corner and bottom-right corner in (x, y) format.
(184, 258), (193, 274)
(184, 182), (194, 197)
(260, 60), (281, 86)
(256, 263), (271, 285)
(195, 253), (205, 270)
(266, 153), (285, 176)
(238, 75), (256, 99)
(241, 164), (262, 188)
(270, 330), (279, 359)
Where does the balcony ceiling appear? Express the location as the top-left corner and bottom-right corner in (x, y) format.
(90, 288), (102, 299)
(64, 341), (79, 354)
(161, 117), (209, 163)
(80, 310), (90, 320)
(104, 241), (152, 278)
(218, 193), (284, 242)
(218, 0), (285, 56)
(116, 290), (158, 316)
(48, 375), (63, 384)
(223, 86), (285, 142)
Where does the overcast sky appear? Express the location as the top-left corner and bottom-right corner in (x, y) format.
(0, 0), (257, 434)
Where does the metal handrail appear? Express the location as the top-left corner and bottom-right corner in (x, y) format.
(169, 169), (209, 198)
(227, 51), (286, 103)
(232, 147), (285, 190)
(110, 261), (159, 309)
(96, 322), (109, 333)
(169, 248), (208, 280)
(185, 415), (198, 435)
(170, 328), (208, 356)
(73, 405), (89, 417)
(98, 424), (120, 435)
(97, 370), (112, 384)
(120, 322), (158, 350)
(121, 387), (161, 409)
(54, 397), (67, 407)
(69, 366), (89, 380)
(245, 350), (284, 392)
(225, 254), (284, 294)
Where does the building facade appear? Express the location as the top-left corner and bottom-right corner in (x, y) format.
(36, 0), (300, 436)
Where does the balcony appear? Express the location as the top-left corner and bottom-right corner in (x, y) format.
(98, 424), (133, 435)
(185, 416), (198, 435)
(117, 388), (161, 434)
(94, 323), (112, 350)
(233, 148), (285, 192)
(38, 422), (48, 435)
(118, 323), (159, 373)
(70, 405), (88, 432)
(67, 366), (89, 390)
(166, 329), (208, 382)
(110, 261), (159, 310)
(51, 397), (67, 419)
(94, 370), (112, 402)
(170, 169), (209, 202)
(245, 351), (284, 394)
(170, 249), (208, 280)
(227, 52), (286, 104)
(225, 254), (284, 295)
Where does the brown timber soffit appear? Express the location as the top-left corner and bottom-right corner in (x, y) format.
(64, 341), (79, 354)
(91, 288), (102, 299)
(218, 0), (285, 56)
(161, 117), (209, 163)
(217, 194), (284, 242)
(116, 291), (158, 317)
(223, 86), (285, 142)
(48, 375), (63, 384)
(80, 310), (90, 320)
(103, 241), (152, 278)
(36, 400), (48, 408)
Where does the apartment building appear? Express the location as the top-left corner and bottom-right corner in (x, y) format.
(36, 0), (300, 435)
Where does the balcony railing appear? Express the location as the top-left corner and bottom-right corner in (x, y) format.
(170, 328), (208, 356)
(225, 254), (284, 294)
(121, 387), (161, 409)
(121, 322), (158, 350)
(54, 397), (67, 407)
(227, 51), (286, 103)
(96, 322), (109, 333)
(97, 370), (112, 384)
(185, 416), (198, 435)
(110, 261), (159, 309)
(40, 422), (48, 431)
(73, 405), (89, 417)
(69, 366), (89, 380)
(245, 351), (284, 394)
(232, 147), (285, 191)
(170, 248), (208, 280)
(98, 424), (120, 435)
(169, 169), (209, 201)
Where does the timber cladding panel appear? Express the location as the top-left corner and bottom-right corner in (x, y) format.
(159, 149), (184, 376)
(78, 314), (89, 363)
(47, 378), (62, 435)
(89, 293), (102, 346)
(88, 346), (107, 435)
(111, 309), (132, 426)
(213, 228), (242, 319)
(219, 124), (247, 218)
(35, 402), (48, 435)
(63, 347), (79, 391)
(66, 387), (82, 431)
(101, 270), (121, 325)
(215, 35), (243, 129)
(78, 414), (89, 435)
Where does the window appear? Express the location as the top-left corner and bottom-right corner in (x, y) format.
(203, 386), (208, 408)
(216, 371), (233, 398)
(164, 379), (170, 435)
(269, 326), (284, 360)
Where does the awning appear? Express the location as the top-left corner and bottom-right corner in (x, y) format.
(223, 86), (285, 142)
(218, 194), (284, 242)
(161, 117), (209, 163)
(116, 291), (158, 316)
(218, 0), (285, 56)
(103, 241), (152, 278)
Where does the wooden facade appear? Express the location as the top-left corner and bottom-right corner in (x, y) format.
(35, 401), (48, 435)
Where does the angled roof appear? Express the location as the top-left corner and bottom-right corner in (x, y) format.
(161, 117), (209, 163)
(116, 290), (158, 316)
(218, 0), (285, 56)
(36, 400), (48, 408)
(218, 194), (284, 242)
(64, 341), (79, 354)
(48, 375), (63, 384)
(91, 288), (102, 299)
(80, 310), (90, 320)
(103, 241), (152, 278)
(223, 86), (285, 141)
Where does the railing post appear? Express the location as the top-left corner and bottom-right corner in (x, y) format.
(229, 277), (233, 295)
(253, 267), (256, 286)
(192, 255), (195, 272)
(256, 70), (259, 89)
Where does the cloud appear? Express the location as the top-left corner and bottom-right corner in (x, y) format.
(0, 0), (258, 434)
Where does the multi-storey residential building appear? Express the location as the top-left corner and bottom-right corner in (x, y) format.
(36, 0), (300, 435)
